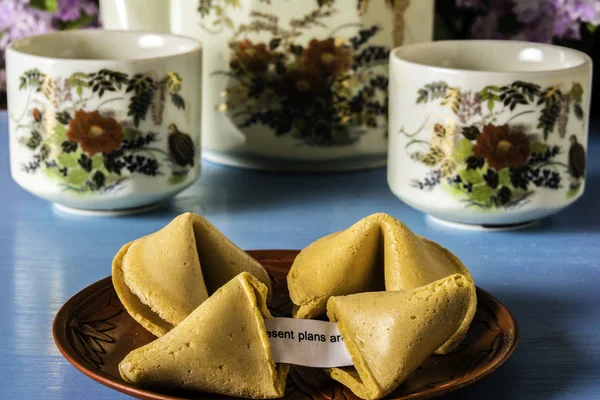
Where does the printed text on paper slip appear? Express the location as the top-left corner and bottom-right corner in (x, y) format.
(264, 318), (353, 368)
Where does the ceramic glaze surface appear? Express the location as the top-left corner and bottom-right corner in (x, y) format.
(0, 113), (600, 399)
(388, 41), (593, 225)
(101, 0), (434, 170)
(6, 31), (203, 210)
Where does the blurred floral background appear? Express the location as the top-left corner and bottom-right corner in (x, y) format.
(437, 0), (599, 43)
(0, 0), (99, 93)
(0, 0), (599, 112)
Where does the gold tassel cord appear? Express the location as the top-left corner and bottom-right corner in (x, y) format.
(357, 0), (368, 15)
(391, 0), (411, 47)
(357, 0), (411, 47)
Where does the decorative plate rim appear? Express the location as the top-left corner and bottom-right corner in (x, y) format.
(52, 249), (519, 400)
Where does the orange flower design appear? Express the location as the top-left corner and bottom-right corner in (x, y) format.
(67, 110), (123, 156)
(33, 108), (42, 122)
(472, 124), (531, 171)
(300, 38), (351, 79)
(235, 39), (273, 75)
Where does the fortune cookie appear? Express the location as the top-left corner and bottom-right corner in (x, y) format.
(327, 274), (473, 400)
(119, 272), (289, 398)
(287, 213), (476, 354)
(112, 213), (271, 337)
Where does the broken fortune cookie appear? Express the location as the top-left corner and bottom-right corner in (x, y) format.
(119, 272), (289, 399)
(327, 274), (474, 400)
(112, 212), (272, 337)
(287, 213), (476, 354)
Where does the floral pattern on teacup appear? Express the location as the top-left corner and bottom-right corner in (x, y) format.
(203, 0), (393, 147)
(12, 69), (195, 194)
(402, 80), (586, 210)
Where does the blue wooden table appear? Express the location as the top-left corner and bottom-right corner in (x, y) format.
(1, 111), (599, 399)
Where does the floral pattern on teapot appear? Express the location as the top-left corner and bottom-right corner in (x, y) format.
(201, 0), (396, 147)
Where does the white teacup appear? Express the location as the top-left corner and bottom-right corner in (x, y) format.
(388, 40), (593, 227)
(6, 30), (202, 212)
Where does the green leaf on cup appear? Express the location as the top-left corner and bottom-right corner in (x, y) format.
(57, 153), (79, 168)
(530, 141), (547, 154)
(460, 168), (483, 185)
(224, 17), (234, 29)
(53, 124), (67, 143)
(452, 138), (473, 161)
(470, 185), (495, 202)
(68, 72), (90, 97)
(92, 154), (104, 170)
(171, 93), (186, 110)
(498, 168), (510, 186)
(43, 167), (64, 181)
(570, 82), (584, 103)
(66, 168), (89, 186)
(225, 0), (241, 8)
(124, 128), (140, 141)
(169, 174), (188, 185)
(480, 86), (501, 112)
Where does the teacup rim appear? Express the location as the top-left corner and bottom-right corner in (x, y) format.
(7, 29), (202, 63)
(390, 40), (593, 75)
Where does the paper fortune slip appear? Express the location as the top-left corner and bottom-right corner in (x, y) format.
(264, 318), (353, 368)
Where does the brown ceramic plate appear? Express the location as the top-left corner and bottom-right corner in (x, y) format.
(53, 250), (518, 400)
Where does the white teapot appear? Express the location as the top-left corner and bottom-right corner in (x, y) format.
(101, 0), (434, 171)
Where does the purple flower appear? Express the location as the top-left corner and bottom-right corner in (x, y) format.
(513, 0), (548, 23)
(0, 1), (55, 49)
(468, 0), (515, 40)
(80, 1), (99, 17)
(455, 0), (485, 8)
(457, 0), (600, 42)
(56, 0), (98, 22)
(57, 0), (83, 21)
(0, 0), (99, 91)
(552, 0), (600, 39)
